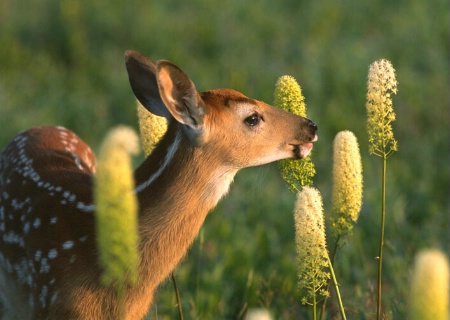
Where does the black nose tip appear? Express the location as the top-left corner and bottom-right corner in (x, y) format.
(309, 120), (318, 132)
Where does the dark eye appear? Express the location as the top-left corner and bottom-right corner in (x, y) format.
(244, 113), (262, 127)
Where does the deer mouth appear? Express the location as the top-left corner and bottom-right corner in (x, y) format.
(291, 132), (317, 159)
(291, 142), (314, 159)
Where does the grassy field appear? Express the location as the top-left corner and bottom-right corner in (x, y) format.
(0, 0), (448, 318)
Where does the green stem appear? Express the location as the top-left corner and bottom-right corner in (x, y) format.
(319, 234), (341, 320)
(171, 272), (184, 320)
(327, 255), (347, 320)
(376, 156), (387, 320)
(313, 287), (317, 320)
(330, 235), (341, 265)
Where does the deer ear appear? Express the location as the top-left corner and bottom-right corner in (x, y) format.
(125, 50), (171, 119)
(156, 60), (205, 130)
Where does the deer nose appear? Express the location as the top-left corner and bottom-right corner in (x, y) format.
(308, 119), (318, 132)
(307, 119), (318, 142)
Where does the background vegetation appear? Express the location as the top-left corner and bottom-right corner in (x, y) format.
(0, 0), (448, 318)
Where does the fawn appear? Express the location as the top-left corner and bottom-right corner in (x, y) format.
(0, 51), (318, 319)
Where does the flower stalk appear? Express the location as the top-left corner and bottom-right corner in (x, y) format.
(137, 101), (168, 156)
(366, 59), (398, 320)
(327, 255), (347, 320)
(409, 249), (449, 320)
(95, 126), (140, 311)
(330, 131), (363, 238)
(294, 187), (331, 318)
(274, 75), (315, 191)
(366, 59), (398, 159)
(320, 131), (362, 320)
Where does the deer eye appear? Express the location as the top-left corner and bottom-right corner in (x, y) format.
(244, 113), (262, 127)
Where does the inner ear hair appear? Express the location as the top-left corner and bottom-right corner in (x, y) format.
(156, 61), (205, 129)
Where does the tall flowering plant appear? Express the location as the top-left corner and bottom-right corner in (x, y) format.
(409, 249), (449, 320)
(274, 75), (346, 319)
(331, 130), (363, 238)
(366, 59), (398, 320)
(274, 75), (315, 191)
(294, 187), (330, 318)
(95, 126), (140, 311)
(295, 187), (347, 320)
(319, 130), (362, 320)
(366, 59), (398, 158)
(137, 101), (168, 156)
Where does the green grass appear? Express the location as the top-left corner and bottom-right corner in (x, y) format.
(1, 0), (448, 318)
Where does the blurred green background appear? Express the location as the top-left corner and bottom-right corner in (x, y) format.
(0, 0), (448, 319)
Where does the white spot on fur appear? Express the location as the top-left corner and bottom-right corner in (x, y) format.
(27, 274), (33, 287)
(39, 285), (48, 307)
(39, 258), (50, 273)
(35, 250), (42, 261)
(50, 291), (58, 306)
(48, 249), (58, 259)
(76, 202), (95, 212)
(62, 241), (74, 250)
(33, 218), (41, 229)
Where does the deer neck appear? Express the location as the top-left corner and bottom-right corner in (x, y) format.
(133, 122), (237, 291)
